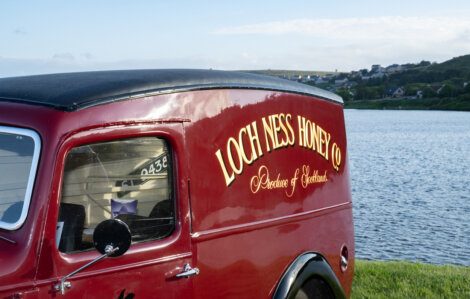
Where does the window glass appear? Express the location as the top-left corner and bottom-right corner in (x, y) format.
(0, 127), (40, 230)
(58, 137), (174, 253)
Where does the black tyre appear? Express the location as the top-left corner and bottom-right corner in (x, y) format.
(294, 278), (335, 299)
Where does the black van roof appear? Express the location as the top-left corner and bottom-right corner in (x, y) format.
(0, 69), (342, 111)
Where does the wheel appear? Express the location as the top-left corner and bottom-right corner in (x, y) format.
(294, 278), (335, 299)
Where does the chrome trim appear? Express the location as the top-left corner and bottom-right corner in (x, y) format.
(274, 253), (317, 299)
(341, 255), (348, 270)
(28, 252), (193, 289)
(0, 126), (41, 230)
(55, 245), (119, 295)
(0, 235), (16, 244)
(191, 202), (352, 241)
(273, 252), (347, 299)
(175, 263), (200, 278)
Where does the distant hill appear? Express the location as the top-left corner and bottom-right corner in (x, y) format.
(239, 55), (470, 110)
(385, 55), (470, 86)
(428, 54), (470, 73)
(241, 69), (339, 78)
(242, 55), (470, 80)
(241, 54), (470, 104)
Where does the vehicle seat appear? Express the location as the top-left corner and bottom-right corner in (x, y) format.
(116, 200), (174, 241)
(149, 199), (173, 219)
(58, 203), (85, 252)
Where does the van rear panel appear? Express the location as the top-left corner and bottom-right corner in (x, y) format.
(185, 89), (354, 297)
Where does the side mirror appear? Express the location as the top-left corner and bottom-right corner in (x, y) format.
(93, 219), (132, 257)
(55, 219), (132, 295)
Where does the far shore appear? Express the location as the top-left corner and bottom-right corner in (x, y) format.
(344, 97), (470, 111)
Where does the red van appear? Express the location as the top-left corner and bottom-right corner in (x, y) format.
(0, 70), (354, 298)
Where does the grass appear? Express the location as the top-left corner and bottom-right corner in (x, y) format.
(352, 260), (470, 299)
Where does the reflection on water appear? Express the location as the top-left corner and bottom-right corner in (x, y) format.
(345, 109), (470, 266)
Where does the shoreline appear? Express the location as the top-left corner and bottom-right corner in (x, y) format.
(344, 97), (470, 111)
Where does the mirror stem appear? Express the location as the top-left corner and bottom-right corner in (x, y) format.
(55, 245), (119, 295)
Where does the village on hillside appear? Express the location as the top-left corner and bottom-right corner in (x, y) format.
(289, 63), (427, 99)
(249, 55), (470, 105)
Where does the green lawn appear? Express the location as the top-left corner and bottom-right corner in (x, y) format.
(352, 260), (470, 299)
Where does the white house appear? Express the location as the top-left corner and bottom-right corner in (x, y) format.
(392, 87), (405, 98)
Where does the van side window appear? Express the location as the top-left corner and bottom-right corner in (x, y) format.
(57, 137), (174, 253)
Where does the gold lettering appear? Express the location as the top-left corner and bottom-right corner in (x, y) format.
(298, 115), (330, 159)
(286, 168), (299, 197)
(278, 113), (290, 147)
(306, 120), (314, 149)
(272, 114), (282, 148)
(262, 116), (275, 152)
(246, 121), (263, 162)
(311, 122), (321, 152)
(331, 142), (342, 171)
(286, 114), (295, 146)
(301, 165), (328, 188)
(238, 127), (253, 164)
(297, 116), (307, 147)
(216, 114), (339, 187)
(227, 137), (243, 175)
(250, 165), (289, 194)
(323, 130), (331, 160)
(215, 149), (235, 186)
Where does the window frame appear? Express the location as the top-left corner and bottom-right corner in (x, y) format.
(0, 125), (41, 231)
(55, 129), (180, 255)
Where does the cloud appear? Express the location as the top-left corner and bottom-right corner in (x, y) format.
(52, 52), (75, 61)
(13, 28), (27, 35)
(81, 52), (93, 60)
(213, 16), (470, 70)
(214, 17), (470, 41)
(2, 14), (470, 77)
(0, 56), (218, 78)
(0, 57), (84, 77)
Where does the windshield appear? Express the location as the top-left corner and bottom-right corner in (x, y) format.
(0, 126), (41, 230)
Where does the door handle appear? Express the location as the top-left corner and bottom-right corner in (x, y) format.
(175, 263), (200, 278)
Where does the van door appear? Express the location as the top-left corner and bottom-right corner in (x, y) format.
(36, 124), (194, 298)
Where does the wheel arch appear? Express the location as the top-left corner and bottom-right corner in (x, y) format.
(272, 252), (346, 299)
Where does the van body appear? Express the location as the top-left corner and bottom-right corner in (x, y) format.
(0, 70), (354, 298)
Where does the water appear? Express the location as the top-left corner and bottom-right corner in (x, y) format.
(345, 110), (470, 266)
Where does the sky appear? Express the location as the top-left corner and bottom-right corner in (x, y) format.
(1, 0), (470, 77)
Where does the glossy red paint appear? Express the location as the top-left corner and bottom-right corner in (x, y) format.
(0, 88), (354, 298)
(184, 90), (354, 297)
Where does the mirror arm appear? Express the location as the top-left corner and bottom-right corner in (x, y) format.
(54, 245), (119, 295)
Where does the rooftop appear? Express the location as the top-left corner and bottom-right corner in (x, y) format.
(0, 69), (342, 111)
